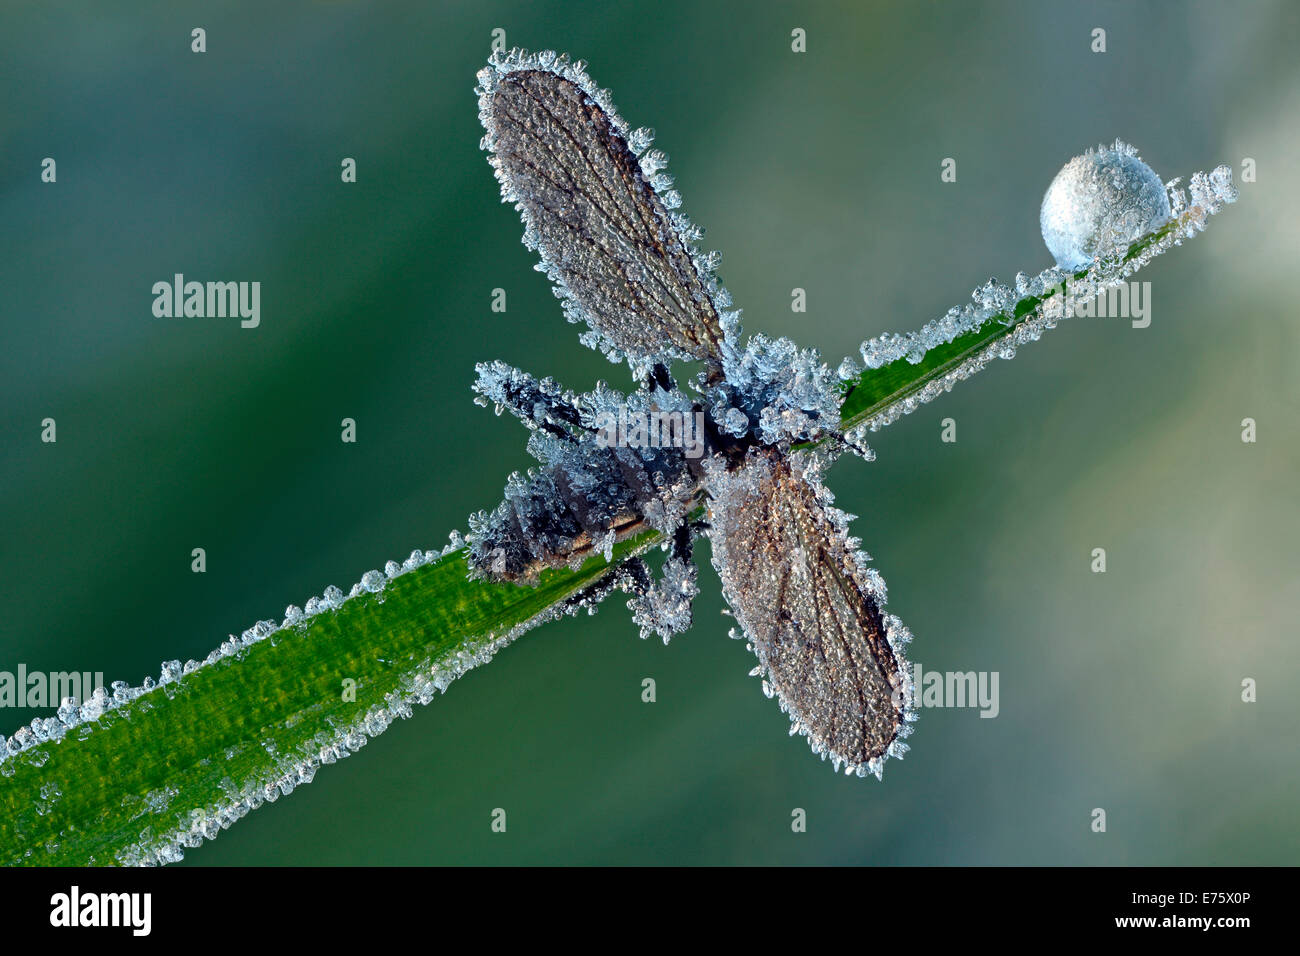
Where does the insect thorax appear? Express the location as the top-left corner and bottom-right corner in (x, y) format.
(466, 332), (845, 584)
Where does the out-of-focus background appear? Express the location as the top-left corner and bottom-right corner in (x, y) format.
(2, 0), (1296, 865)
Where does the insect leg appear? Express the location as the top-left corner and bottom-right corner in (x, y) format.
(627, 518), (700, 644)
(558, 556), (652, 613)
(645, 362), (676, 394)
(473, 360), (587, 441)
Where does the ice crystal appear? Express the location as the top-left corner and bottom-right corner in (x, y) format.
(708, 334), (841, 445)
(627, 549), (700, 643)
(472, 360), (585, 439)
(1040, 140), (1171, 272)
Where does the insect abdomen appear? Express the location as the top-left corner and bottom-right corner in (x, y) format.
(468, 442), (700, 583)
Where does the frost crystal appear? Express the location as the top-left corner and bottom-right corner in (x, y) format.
(627, 555), (699, 643)
(472, 360), (585, 439)
(2, 539), (488, 863)
(95, 535), (645, 865)
(709, 334), (841, 445)
(1040, 140), (1171, 272)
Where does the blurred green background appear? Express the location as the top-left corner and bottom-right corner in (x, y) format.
(2, 0), (1296, 865)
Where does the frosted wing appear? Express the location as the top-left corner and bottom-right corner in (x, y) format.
(705, 448), (915, 778)
(476, 51), (730, 369)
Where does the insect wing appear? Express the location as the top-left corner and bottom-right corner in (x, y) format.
(705, 449), (915, 777)
(476, 53), (729, 367)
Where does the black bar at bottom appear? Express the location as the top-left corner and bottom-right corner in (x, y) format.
(0, 865), (1278, 942)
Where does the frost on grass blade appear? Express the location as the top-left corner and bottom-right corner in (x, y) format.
(112, 558), (642, 866)
(704, 447), (915, 779)
(1, 535), (656, 865)
(476, 49), (734, 374)
(844, 150), (1238, 439)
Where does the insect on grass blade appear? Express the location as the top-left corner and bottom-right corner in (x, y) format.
(472, 49), (913, 780)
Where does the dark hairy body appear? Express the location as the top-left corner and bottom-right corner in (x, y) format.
(468, 49), (915, 776)
(467, 365), (752, 583)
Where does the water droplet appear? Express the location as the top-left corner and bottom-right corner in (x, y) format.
(1040, 140), (1171, 272)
